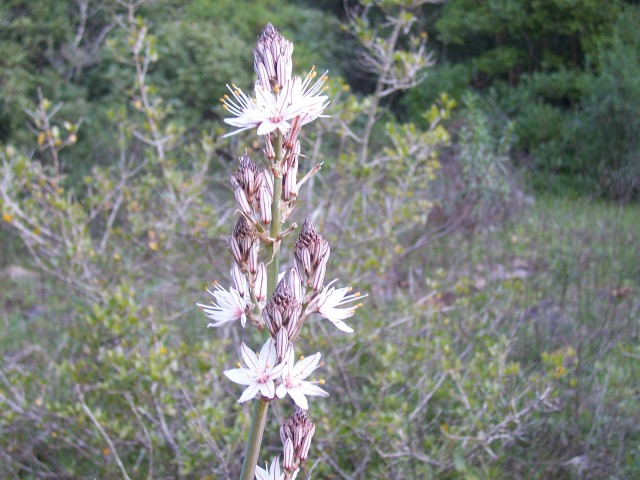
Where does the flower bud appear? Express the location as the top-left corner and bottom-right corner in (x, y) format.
(262, 170), (274, 199)
(231, 154), (263, 216)
(248, 242), (259, 274)
(280, 408), (316, 472)
(231, 262), (247, 298)
(263, 274), (302, 358)
(263, 134), (275, 161)
(284, 115), (303, 151)
(258, 183), (272, 225)
(229, 216), (259, 273)
(294, 218), (330, 291)
(276, 328), (289, 361)
(283, 140), (300, 202)
(234, 188), (251, 216)
(254, 24), (293, 93)
(254, 262), (267, 307)
(288, 267), (303, 305)
(282, 437), (295, 471)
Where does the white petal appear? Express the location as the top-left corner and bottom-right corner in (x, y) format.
(293, 352), (322, 380)
(197, 284), (247, 327)
(221, 125), (255, 138)
(257, 121), (280, 136)
(223, 368), (254, 386)
(288, 389), (309, 410)
(268, 361), (286, 380)
(283, 346), (295, 374)
(270, 458), (282, 478)
(238, 383), (261, 403)
(260, 380), (276, 399)
(241, 342), (260, 371)
(255, 84), (275, 107)
(328, 318), (354, 333)
(299, 382), (329, 398)
(224, 116), (259, 129)
(259, 338), (277, 369)
(206, 319), (231, 328)
(255, 464), (270, 480)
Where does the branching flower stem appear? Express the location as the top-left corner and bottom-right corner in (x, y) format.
(358, 17), (403, 166)
(239, 132), (283, 480)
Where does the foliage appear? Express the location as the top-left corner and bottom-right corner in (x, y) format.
(497, 197), (640, 479)
(433, 0), (623, 83)
(400, 62), (472, 123)
(0, 0), (111, 145)
(0, 10), (240, 477)
(0, 1), (638, 479)
(506, 4), (640, 200)
(454, 93), (514, 222)
(0, 0), (345, 188)
(403, 0), (638, 199)
(569, 5), (640, 201)
(305, 288), (559, 479)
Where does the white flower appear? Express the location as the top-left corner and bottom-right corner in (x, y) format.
(197, 284), (248, 328)
(306, 280), (364, 333)
(224, 339), (285, 403)
(276, 347), (328, 410)
(293, 67), (330, 126)
(221, 83), (294, 137)
(221, 70), (329, 138)
(255, 457), (298, 480)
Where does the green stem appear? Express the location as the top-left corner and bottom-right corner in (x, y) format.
(266, 133), (283, 298)
(238, 400), (269, 480)
(238, 132), (284, 480)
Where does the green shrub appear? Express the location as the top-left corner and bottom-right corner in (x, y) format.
(571, 5), (640, 200)
(428, 92), (517, 228)
(401, 63), (472, 123)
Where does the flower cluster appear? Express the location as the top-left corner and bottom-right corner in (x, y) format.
(222, 337), (327, 410)
(221, 60), (329, 139)
(198, 24), (365, 479)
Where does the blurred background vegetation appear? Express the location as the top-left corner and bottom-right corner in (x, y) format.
(0, 0), (638, 479)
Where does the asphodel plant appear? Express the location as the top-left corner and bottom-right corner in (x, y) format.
(197, 25), (365, 480)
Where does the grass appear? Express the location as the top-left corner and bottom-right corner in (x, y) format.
(417, 196), (640, 478)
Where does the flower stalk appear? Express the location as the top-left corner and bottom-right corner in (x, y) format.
(239, 400), (269, 480)
(240, 132), (282, 480)
(198, 24), (365, 480)
(266, 133), (283, 298)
